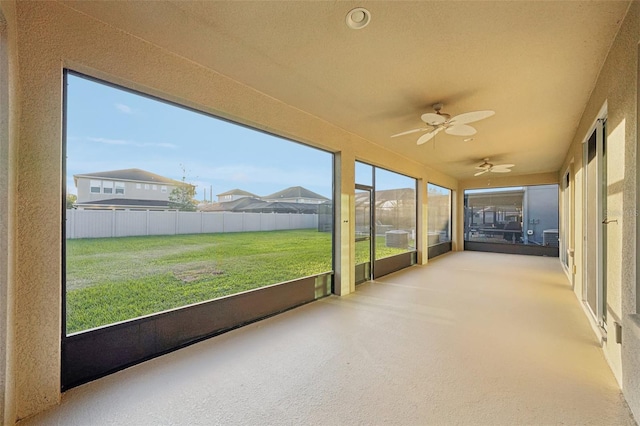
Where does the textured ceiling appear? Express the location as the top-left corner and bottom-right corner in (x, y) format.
(62, 0), (630, 180)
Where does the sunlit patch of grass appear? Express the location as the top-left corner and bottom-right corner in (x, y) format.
(65, 230), (332, 333)
(65, 229), (412, 334)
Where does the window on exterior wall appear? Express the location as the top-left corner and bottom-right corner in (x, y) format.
(102, 180), (114, 194)
(64, 71), (334, 335)
(115, 181), (125, 195)
(90, 180), (101, 193)
(464, 185), (559, 246)
(374, 168), (416, 260)
(427, 183), (451, 246)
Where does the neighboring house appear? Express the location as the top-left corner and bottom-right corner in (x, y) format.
(200, 197), (264, 212)
(216, 189), (259, 202)
(202, 186), (329, 212)
(355, 188), (416, 233)
(73, 168), (194, 210)
(262, 186), (329, 204)
(199, 196), (322, 214)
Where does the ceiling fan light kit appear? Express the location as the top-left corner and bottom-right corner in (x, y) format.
(391, 103), (495, 145)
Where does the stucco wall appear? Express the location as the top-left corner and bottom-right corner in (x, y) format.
(0, 9), (8, 426)
(10, 0), (639, 422)
(1, 0), (17, 423)
(5, 1), (459, 421)
(558, 0), (639, 419)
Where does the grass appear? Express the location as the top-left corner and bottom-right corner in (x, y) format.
(66, 229), (410, 333)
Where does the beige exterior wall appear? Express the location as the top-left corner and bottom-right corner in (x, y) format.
(2, 1), (459, 421)
(558, 1), (639, 419)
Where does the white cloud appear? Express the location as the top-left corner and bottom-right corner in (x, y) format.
(87, 137), (178, 149)
(189, 163), (330, 190)
(115, 103), (134, 114)
(88, 137), (129, 146)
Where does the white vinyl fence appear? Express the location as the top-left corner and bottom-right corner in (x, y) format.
(66, 210), (318, 239)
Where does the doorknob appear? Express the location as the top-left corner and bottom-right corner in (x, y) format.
(602, 218), (618, 224)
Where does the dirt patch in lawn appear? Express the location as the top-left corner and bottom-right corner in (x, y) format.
(172, 263), (224, 283)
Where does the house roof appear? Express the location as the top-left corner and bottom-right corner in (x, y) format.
(263, 186), (329, 201)
(239, 201), (319, 214)
(465, 190), (525, 209)
(355, 188), (416, 206)
(216, 188), (258, 197)
(73, 168), (187, 186)
(374, 188), (416, 203)
(198, 197), (320, 214)
(199, 197), (264, 212)
(74, 198), (173, 208)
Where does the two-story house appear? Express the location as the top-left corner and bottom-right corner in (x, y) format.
(73, 168), (194, 210)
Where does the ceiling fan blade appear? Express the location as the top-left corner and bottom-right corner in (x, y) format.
(421, 113), (446, 126)
(417, 127), (443, 145)
(391, 128), (428, 138)
(445, 124), (477, 137)
(450, 110), (495, 125)
(493, 164), (514, 169)
(474, 169), (489, 176)
(490, 168), (512, 173)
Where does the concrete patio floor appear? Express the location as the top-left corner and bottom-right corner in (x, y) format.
(23, 251), (636, 425)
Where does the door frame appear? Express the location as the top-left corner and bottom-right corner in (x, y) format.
(560, 163), (575, 289)
(355, 184), (374, 284)
(582, 107), (607, 328)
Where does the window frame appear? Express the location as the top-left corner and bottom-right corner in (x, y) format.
(102, 180), (114, 194)
(463, 184), (560, 256)
(61, 68), (336, 390)
(355, 160), (418, 279)
(115, 181), (125, 195)
(427, 182), (453, 258)
(89, 179), (101, 194)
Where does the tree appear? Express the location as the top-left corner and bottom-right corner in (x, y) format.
(168, 167), (197, 211)
(169, 184), (197, 211)
(66, 194), (77, 209)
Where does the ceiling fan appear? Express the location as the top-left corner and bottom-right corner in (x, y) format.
(474, 158), (514, 176)
(391, 103), (495, 145)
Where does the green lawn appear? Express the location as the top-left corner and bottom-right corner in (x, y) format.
(66, 229), (410, 334)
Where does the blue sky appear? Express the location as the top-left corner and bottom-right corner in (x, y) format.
(66, 73), (334, 200)
(66, 72), (416, 200)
